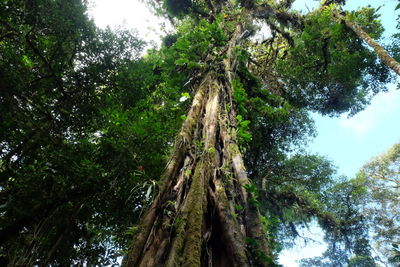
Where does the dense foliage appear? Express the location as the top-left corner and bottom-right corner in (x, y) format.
(0, 0), (182, 265)
(0, 0), (398, 266)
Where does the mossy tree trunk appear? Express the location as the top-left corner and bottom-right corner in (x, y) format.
(123, 23), (272, 267)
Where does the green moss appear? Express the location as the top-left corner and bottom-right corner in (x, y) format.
(182, 160), (205, 267)
(180, 116), (196, 142)
(166, 213), (186, 267)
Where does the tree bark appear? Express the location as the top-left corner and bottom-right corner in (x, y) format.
(123, 21), (272, 267)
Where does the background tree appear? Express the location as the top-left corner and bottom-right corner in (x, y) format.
(358, 142), (400, 265)
(300, 142), (400, 266)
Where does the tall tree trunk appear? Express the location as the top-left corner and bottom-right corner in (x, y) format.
(333, 11), (400, 76)
(123, 23), (272, 267)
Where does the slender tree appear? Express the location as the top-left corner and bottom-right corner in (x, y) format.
(329, 5), (400, 76)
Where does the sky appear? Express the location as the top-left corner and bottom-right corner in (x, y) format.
(89, 0), (400, 266)
(88, 0), (168, 45)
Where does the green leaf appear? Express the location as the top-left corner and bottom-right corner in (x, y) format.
(234, 204), (244, 210)
(22, 55), (33, 67)
(175, 58), (189, 66)
(240, 120), (251, 128)
(181, 92), (191, 99)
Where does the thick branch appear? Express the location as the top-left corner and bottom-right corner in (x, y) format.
(253, 4), (304, 30)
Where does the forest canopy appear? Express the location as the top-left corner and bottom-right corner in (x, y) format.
(0, 0), (399, 266)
